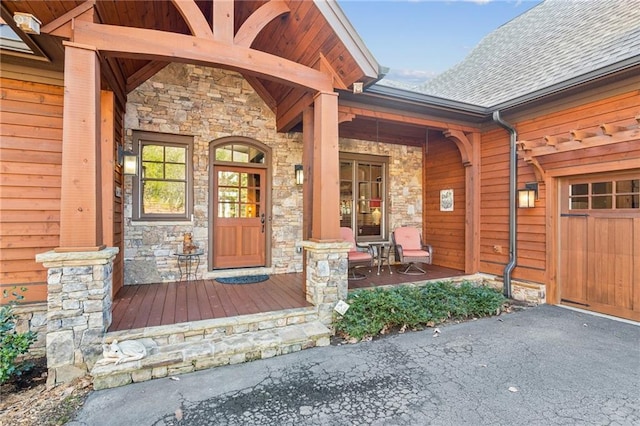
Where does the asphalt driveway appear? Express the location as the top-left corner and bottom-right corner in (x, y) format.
(70, 305), (640, 425)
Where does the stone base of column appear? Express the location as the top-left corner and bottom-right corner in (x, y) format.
(36, 247), (119, 386)
(300, 240), (349, 329)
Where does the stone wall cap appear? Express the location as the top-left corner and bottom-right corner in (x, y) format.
(300, 240), (350, 251)
(36, 247), (120, 264)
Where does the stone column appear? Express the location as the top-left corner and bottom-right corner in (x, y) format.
(36, 248), (118, 386)
(301, 241), (350, 328)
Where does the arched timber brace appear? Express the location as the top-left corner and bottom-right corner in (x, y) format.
(69, 20), (333, 93)
(443, 129), (473, 167)
(235, 1), (291, 47)
(443, 129), (480, 273)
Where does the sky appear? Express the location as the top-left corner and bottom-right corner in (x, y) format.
(338, 0), (542, 83)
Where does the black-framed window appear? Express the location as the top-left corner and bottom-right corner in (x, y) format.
(132, 131), (193, 221)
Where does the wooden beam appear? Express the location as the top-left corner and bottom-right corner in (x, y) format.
(126, 61), (169, 93)
(338, 104), (478, 133)
(170, 0), (214, 39)
(213, 0), (234, 44)
(521, 128), (640, 158)
(277, 92), (314, 132)
(56, 42), (104, 252)
(570, 129), (597, 142)
(314, 53), (348, 90)
(41, 0), (96, 38)
(338, 112), (355, 123)
(235, 1), (290, 48)
(600, 123), (624, 136)
(242, 75), (277, 111)
(71, 21), (334, 92)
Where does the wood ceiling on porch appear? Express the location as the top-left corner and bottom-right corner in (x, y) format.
(2, 0), (378, 127)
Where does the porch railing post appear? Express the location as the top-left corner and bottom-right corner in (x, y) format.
(36, 248), (118, 386)
(301, 241), (349, 328)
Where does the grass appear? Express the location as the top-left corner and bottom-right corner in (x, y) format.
(335, 281), (507, 340)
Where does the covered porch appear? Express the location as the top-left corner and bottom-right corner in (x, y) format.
(110, 264), (466, 332)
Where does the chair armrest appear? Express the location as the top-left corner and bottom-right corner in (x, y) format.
(421, 243), (433, 264)
(394, 244), (404, 261)
(355, 242), (374, 257)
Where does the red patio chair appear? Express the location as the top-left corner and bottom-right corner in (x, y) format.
(392, 226), (433, 275)
(340, 227), (374, 280)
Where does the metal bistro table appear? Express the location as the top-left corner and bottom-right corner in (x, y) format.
(174, 250), (204, 282)
(368, 241), (393, 275)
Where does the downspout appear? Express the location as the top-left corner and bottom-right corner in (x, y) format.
(492, 110), (516, 298)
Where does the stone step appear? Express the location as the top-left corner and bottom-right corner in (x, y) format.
(91, 318), (331, 390)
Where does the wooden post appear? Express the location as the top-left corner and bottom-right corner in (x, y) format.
(465, 132), (481, 274)
(311, 91), (340, 241)
(56, 42), (104, 252)
(100, 91), (114, 248)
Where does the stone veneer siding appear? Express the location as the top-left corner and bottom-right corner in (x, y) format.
(11, 302), (47, 359)
(123, 63), (423, 284)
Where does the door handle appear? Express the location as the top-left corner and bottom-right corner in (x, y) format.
(260, 213), (265, 233)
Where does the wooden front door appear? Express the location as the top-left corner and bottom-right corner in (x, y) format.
(212, 166), (266, 269)
(559, 172), (640, 321)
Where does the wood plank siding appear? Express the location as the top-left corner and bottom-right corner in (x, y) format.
(424, 134), (466, 271)
(478, 88), (640, 287)
(0, 78), (63, 303)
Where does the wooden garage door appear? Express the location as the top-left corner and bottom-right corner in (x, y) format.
(559, 172), (640, 321)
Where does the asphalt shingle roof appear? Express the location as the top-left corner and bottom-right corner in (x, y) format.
(409, 0), (640, 108)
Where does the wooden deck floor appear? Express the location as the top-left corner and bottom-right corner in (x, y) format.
(110, 264), (465, 332)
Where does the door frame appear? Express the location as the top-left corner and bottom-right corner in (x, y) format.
(208, 137), (272, 271)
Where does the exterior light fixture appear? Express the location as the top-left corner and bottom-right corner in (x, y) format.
(13, 12), (41, 35)
(518, 182), (538, 208)
(295, 164), (304, 185)
(118, 145), (138, 176)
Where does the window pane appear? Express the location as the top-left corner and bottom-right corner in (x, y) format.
(616, 195), (639, 209)
(570, 184), (588, 196)
(232, 148), (248, 163)
(616, 179), (639, 193)
(242, 204), (257, 218)
(340, 162), (352, 179)
(165, 163), (185, 180)
(165, 146), (185, 163)
(218, 171), (239, 186)
(143, 162), (164, 179)
(570, 197), (588, 210)
(248, 147), (264, 163)
(592, 181), (612, 195)
(215, 145), (233, 161)
(218, 188), (239, 202)
(592, 195), (612, 209)
(142, 145), (163, 161)
(358, 164), (370, 182)
(142, 181), (185, 214)
(218, 202), (237, 218)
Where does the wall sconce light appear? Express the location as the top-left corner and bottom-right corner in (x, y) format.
(13, 12), (41, 35)
(118, 145), (138, 176)
(518, 182), (538, 208)
(295, 164), (304, 185)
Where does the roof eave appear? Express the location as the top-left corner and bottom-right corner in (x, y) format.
(490, 55), (640, 113)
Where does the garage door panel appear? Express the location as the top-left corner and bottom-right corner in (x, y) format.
(560, 216), (588, 303)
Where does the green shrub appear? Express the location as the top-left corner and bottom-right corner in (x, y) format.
(1, 299), (38, 384)
(335, 281), (506, 340)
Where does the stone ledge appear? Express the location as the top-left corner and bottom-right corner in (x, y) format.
(105, 306), (319, 343)
(91, 320), (331, 390)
